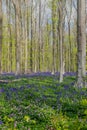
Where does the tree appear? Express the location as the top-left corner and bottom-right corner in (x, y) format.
(38, 0), (41, 71)
(52, 0), (57, 74)
(30, 0), (33, 72)
(66, 0), (73, 72)
(58, 0), (66, 82)
(24, 0), (28, 73)
(12, 0), (21, 74)
(0, 0), (2, 73)
(6, 0), (12, 72)
(77, 0), (86, 87)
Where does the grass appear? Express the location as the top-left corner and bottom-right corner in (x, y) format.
(0, 73), (87, 130)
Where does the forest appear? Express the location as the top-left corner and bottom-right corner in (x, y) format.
(0, 0), (87, 129)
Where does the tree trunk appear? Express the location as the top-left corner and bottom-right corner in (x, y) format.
(77, 0), (86, 87)
(59, 2), (63, 82)
(38, 0), (41, 72)
(0, 0), (2, 74)
(25, 0), (28, 73)
(52, 0), (56, 74)
(12, 0), (20, 74)
(30, 0), (33, 72)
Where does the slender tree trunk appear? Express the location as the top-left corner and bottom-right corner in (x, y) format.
(6, 0), (10, 72)
(59, 4), (63, 82)
(25, 0), (28, 73)
(9, 0), (12, 72)
(27, 0), (30, 73)
(6, 0), (12, 72)
(52, 0), (56, 74)
(12, 0), (20, 74)
(56, 34), (59, 72)
(77, 0), (86, 87)
(0, 0), (2, 74)
(68, 22), (72, 72)
(38, 0), (41, 71)
(34, 19), (37, 72)
(30, 0), (33, 72)
(62, 23), (65, 74)
(20, 0), (23, 73)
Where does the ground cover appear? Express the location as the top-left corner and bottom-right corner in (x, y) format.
(0, 72), (87, 130)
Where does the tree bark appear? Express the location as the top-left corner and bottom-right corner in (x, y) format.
(0, 0), (2, 74)
(52, 0), (56, 74)
(12, 0), (20, 74)
(77, 0), (86, 87)
(59, 1), (63, 82)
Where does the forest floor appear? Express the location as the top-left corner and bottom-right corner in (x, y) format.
(0, 72), (87, 130)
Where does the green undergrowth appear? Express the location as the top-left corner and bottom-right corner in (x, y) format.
(0, 75), (87, 130)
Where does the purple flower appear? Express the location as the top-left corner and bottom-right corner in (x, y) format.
(27, 85), (31, 88)
(54, 72), (60, 76)
(10, 87), (17, 92)
(70, 82), (75, 86)
(63, 72), (76, 77)
(64, 85), (69, 89)
(0, 88), (4, 93)
(0, 120), (3, 125)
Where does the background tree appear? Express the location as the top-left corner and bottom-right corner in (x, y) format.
(0, 0), (2, 73)
(77, 0), (86, 87)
